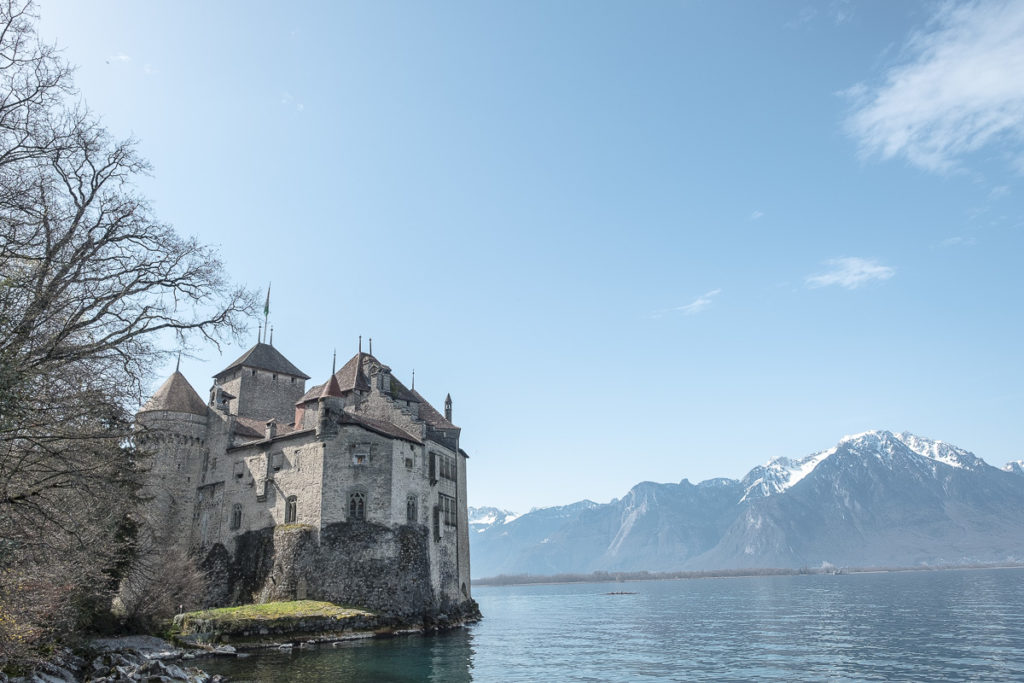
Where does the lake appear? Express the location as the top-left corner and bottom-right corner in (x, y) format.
(203, 567), (1024, 681)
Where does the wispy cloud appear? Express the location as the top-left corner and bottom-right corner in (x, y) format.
(106, 53), (131, 64)
(280, 91), (305, 112)
(677, 289), (722, 315)
(843, 1), (1024, 173)
(990, 185), (1010, 199)
(750, 210), (764, 221)
(938, 236), (977, 248)
(806, 257), (894, 290)
(788, 1), (853, 28)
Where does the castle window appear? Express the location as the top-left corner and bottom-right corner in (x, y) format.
(429, 452), (437, 485)
(440, 454), (457, 482)
(230, 504), (242, 530)
(285, 495), (297, 523)
(291, 377), (296, 383)
(406, 495), (417, 523)
(272, 452), (283, 472)
(251, 369), (257, 376)
(405, 457), (414, 469)
(349, 492), (366, 521)
(352, 445), (369, 466)
(273, 373), (278, 381)
(439, 493), (457, 527)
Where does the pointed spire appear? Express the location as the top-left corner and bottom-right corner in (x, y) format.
(411, 369), (415, 390)
(445, 393), (452, 422)
(369, 337), (373, 356)
(258, 323), (262, 344)
(175, 351), (181, 374)
(332, 349), (337, 374)
(359, 335), (362, 353)
(269, 325), (274, 347)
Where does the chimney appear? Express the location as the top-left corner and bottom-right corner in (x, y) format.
(265, 419), (277, 440)
(444, 393), (452, 422)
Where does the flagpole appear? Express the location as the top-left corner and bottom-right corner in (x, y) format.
(263, 283), (271, 343)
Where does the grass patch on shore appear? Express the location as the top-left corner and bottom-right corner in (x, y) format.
(182, 600), (372, 625)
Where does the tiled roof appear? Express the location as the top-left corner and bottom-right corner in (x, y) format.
(339, 411), (422, 444)
(140, 372), (208, 416)
(319, 374), (343, 398)
(215, 342), (310, 380)
(232, 416), (265, 439)
(409, 388), (458, 430)
(334, 352), (371, 393)
(233, 416), (296, 442)
(388, 375), (420, 403)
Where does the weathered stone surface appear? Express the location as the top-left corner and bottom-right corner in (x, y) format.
(138, 343), (475, 622)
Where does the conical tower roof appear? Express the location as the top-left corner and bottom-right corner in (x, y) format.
(318, 373), (344, 399)
(140, 372), (208, 415)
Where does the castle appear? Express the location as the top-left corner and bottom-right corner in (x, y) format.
(136, 338), (475, 621)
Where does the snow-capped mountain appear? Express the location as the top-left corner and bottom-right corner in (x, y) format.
(470, 431), (1024, 578)
(1004, 460), (1024, 476)
(468, 506), (521, 534)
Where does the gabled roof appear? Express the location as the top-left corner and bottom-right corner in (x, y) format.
(215, 342), (310, 380)
(339, 411), (422, 445)
(140, 372), (209, 416)
(388, 374), (420, 403)
(333, 352), (371, 393)
(410, 388), (458, 430)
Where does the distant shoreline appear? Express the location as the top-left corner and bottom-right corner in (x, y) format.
(472, 562), (1024, 587)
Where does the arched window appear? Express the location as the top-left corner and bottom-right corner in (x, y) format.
(349, 492), (365, 521)
(406, 495), (417, 523)
(285, 495), (297, 523)
(230, 503), (242, 530)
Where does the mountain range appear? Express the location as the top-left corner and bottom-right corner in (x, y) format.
(469, 430), (1024, 579)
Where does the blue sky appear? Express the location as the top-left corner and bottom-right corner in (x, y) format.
(37, 1), (1024, 512)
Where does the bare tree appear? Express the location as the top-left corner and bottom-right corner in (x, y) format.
(0, 1), (254, 668)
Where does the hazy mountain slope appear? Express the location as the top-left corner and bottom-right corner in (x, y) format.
(470, 431), (1024, 578)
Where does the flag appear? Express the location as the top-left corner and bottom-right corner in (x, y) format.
(264, 283), (271, 317)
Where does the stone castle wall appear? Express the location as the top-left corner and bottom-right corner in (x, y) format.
(219, 368), (306, 425)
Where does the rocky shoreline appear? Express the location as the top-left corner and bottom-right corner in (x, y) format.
(2, 603), (482, 682)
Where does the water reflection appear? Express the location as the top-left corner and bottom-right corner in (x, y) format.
(203, 568), (1024, 682)
(202, 629), (475, 683)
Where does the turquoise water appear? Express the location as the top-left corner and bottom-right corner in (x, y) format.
(203, 568), (1024, 681)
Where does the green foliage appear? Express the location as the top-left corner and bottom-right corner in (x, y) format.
(184, 600), (371, 623)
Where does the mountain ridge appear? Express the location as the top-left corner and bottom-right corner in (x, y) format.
(470, 430), (1024, 578)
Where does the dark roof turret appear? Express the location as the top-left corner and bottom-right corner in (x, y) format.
(214, 342), (309, 380)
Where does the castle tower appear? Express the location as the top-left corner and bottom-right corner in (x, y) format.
(212, 342), (309, 425)
(136, 370), (210, 544)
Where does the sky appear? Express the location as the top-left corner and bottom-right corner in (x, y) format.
(35, 0), (1024, 513)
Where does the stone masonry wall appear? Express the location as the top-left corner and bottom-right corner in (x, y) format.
(219, 368), (305, 425)
(201, 522), (437, 616)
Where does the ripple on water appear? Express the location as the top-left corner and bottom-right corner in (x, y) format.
(202, 568), (1024, 682)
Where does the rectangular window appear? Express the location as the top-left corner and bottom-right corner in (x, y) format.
(438, 493), (457, 527)
(435, 453), (456, 482)
(429, 452), (437, 484)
